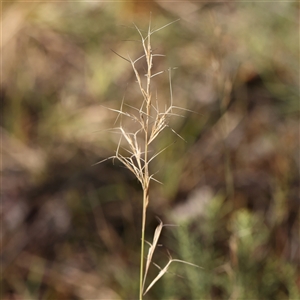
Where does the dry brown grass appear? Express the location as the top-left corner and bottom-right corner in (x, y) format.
(96, 17), (200, 299)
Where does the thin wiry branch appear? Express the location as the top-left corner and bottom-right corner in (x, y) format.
(110, 48), (131, 63)
(149, 19), (180, 36)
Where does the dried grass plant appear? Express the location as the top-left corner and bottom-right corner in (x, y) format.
(97, 18), (199, 299)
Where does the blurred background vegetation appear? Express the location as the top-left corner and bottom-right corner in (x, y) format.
(2, 1), (299, 299)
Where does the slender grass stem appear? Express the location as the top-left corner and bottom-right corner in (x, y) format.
(138, 19), (153, 299)
(139, 187), (149, 299)
(103, 18), (191, 299)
